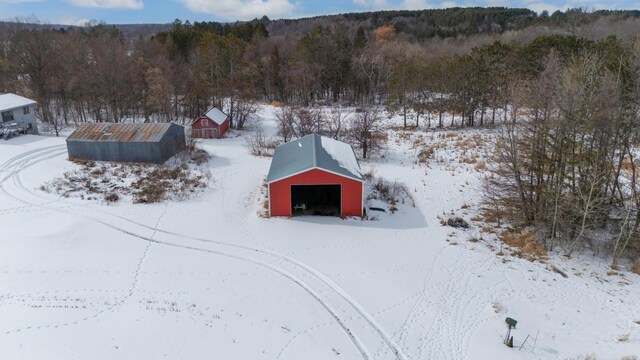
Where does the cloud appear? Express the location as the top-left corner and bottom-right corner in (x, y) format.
(400, 0), (429, 9)
(353, 0), (435, 10)
(353, 0), (390, 9)
(526, 2), (562, 13)
(55, 16), (94, 25)
(179, 0), (297, 20)
(67, 0), (143, 9)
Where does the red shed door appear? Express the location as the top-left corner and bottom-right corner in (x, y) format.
(201, 128), (218, 138)
(290, 184), (341, 216)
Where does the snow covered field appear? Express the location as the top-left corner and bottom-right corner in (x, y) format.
(1, 106), (639, 360)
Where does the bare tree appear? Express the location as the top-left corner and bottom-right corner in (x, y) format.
(231, 98), (258, 130)
(350, 104), (382, 159)
(328, 104), (350, 140)
(275, 106), (295, 142)
(292, 106), (323, 137)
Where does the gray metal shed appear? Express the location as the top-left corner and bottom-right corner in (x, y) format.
(66, 123), (186, 164)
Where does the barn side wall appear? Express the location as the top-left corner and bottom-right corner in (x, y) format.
(269, 168), (363, 217)
(218, 119), (229, 138)
(66, 140), (165, 163)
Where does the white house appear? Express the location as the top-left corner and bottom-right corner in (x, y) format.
(0, 93), (38, 134)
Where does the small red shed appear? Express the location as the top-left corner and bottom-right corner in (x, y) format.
(191, 107), (229, 139)
(267, 134), (364, 217)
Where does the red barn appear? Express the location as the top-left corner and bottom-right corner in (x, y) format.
(191, 107), (229, 139)
(267, 134), (364, 218)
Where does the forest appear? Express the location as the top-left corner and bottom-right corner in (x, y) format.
(2, 7), (640, 268)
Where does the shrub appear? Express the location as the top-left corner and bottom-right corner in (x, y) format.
(245, 130), (271, 156)
(104, 192), (119, 203)
(417, 147), (434, 163)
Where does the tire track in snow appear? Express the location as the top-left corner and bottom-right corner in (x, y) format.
(214, 158), (407, 360)
(0, 145), (67, 211)
(0, 148), (385, 360)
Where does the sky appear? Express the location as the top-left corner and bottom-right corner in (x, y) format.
(1, 0), (639, 25)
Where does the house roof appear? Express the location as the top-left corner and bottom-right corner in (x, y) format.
(203, 108), (228, 125)
(67, 123), (180, 143)
(266, 134), (363, 183)
(0, 93), (37, 112)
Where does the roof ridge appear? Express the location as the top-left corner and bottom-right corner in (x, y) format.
(311, 133), (318, 168)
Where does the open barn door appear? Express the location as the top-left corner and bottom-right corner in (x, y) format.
(290, 184), (341, 217)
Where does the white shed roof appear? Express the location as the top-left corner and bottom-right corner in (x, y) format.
(0, 93), (36, 112)
(204, 108), (228, 125)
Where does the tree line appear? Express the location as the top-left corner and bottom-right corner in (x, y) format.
(1, 7), (639, 134)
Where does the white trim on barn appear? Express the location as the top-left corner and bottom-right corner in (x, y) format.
(266, 166), (365, 185)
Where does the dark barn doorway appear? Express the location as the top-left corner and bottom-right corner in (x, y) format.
(291, 184), (341, 216)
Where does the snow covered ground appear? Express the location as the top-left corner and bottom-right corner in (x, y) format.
(1, 106), (639, 360)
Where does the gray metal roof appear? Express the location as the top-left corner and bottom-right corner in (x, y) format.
(67, 123), (180, 142)
(204, 108), (228, 125)
(266, 134), (363, 183)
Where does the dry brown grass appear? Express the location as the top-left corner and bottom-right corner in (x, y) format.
(132, 166), (207, 203)
(437, 132), (458, 139)
(460, 153), (478, 164)
(417, 147), (435, 163)
(412, 137), (426, 148)
(501, 230), (547, 260)
(474, 161), (487, 171)
(481, 226), (496, 234)
(468, 234), (482, 243)
(479, 206), (503, 225)
(611, 258), (620, 271)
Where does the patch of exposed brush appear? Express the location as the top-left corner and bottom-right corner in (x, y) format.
(257, 177), (269, 218)
(417, 146), (435, 164)
(42, 159), (211, 204)
(131, 165), (210, 203)
(245, 130), (279, 157)
(500, 229), (547, 261)
(366, 173), (415, 214)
